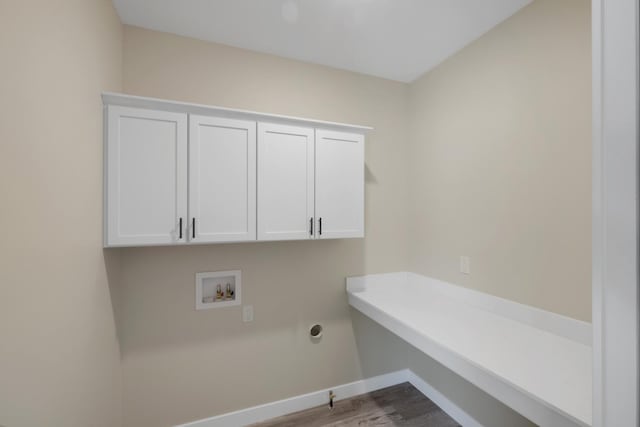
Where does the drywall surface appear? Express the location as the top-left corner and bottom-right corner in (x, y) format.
(408, 0), (592, 321)
(0, 0), (592, 425)
(0, 1), (124, 426)
(120, 26), (411, 427)
(119, 2), (592, 420)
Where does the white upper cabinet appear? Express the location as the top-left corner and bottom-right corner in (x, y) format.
(315, 130), (365, 239)
(257, 123), (315, 241)
(189, 115), (256, 243)
(105, 105), (187, 247)
(103, 93), (369, 247)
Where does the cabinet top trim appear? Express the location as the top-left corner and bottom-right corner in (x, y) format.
(102, 92), (373, 133)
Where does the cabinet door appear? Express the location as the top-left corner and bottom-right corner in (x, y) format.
(315, 129), (365, 239)
(257, 123), (315, 241)
(189, 115), (256, 243)
(106, 106), (188, 246)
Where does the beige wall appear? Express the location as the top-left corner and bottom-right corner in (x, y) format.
(0, 1), (123, 426)
(119, 25), (411, 427)
(408, 0), (592, 321)
(119, 1), (591, 422)
(0, 0), (591, 425)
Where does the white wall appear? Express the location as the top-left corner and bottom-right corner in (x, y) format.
(0, 1), (124, 426)
(592, 0), (639, 424)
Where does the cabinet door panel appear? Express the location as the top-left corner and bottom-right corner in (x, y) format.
(189, 116), (256, 243)
(315, 129), (364, 239)
(106, 106), (187, 246)
(258, 123), (314, 241)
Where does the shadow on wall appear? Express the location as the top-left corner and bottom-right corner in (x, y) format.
(350, 304), (538, 427)
(407, 346), (536, 427)
(365, 164), (378, 184)
(350, 308), (409, 378)
(104, 249), (123, 347)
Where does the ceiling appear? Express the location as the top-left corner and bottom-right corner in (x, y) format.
(112, 0), (532, 83)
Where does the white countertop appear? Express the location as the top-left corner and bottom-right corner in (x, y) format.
(347, 272), (592, 427)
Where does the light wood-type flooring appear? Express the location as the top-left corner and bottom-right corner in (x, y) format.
(249, 382), (461, 427)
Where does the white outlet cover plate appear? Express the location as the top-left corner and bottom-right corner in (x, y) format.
(243, 305), (254, 322)
(460, 256), (471, 275)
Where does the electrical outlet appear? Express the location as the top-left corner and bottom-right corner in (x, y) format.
(460, 256), (471, 275)
(242, 305), (254, 322)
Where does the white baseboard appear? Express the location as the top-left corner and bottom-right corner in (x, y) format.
(176, 369), (485, 427)
(176, 370), (409, 427)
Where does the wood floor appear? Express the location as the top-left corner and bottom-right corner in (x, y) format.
(249, 382), (461, 427)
